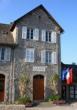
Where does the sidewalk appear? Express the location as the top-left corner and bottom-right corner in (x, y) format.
(0, 102), (77, 110)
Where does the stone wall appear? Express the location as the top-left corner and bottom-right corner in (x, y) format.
(14, 8), (61, 100)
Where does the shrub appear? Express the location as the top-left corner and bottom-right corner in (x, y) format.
(18, 74), (30, 97)
(49, 73), (59, 94)
(47, 95), (60, 101)
(16, 95), (31, 104)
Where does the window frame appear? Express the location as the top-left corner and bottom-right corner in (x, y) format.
(27, 28), (33, 40)
(0, 47), (11, 62)
(45, 51), (52, 64)
(45, 31), (52, 43)
(26, 48), (34, 63)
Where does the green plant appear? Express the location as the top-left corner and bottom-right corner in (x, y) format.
(49, 73), (59, 94)
(18, 74), (30, 97)
(16, 95), (31, 104)
(47, 95), (60, 101)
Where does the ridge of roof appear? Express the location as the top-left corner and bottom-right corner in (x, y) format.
(10, 4), (64, 33)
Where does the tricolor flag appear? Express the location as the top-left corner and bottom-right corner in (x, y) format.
(61, 68), (67, 80)
(69, 68), (73, 84)
(66, 68), (73, 85)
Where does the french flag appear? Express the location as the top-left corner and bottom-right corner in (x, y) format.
(66, 68), (73, 85)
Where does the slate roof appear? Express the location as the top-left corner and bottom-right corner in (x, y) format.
(0, 5), (64, 45)
(10, 5), (64, 33)
(0, 23), (15, 46)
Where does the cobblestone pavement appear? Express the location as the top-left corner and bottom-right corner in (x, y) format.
(0, 103), (77, 110)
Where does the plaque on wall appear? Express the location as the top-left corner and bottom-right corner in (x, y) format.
(33, 66), (47, 72)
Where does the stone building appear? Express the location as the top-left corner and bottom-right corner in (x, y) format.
(0, 5), (63, 103)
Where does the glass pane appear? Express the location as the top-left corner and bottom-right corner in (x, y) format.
(49, 32), (51, 42)
(46, 32), (48, 42)
(75, 86), (77, 90)
(70, 86), (74, 90)
(31, 29), (33, 39)
(75, 90), (77, 94)
(1, 48), (5, 60)
(75, 95), (77, 99)
(70, 94), (74, 98)
(70, 90), (74, 94)
(27, 29), (29, 39)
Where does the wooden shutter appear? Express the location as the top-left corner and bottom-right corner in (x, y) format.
(52, 52), (57, 64)
(22, 26), (27, 39)
(41, 30), (46, 41)
(51, 32), (57, 43)
(33, 28), (39, 40)
(5, 48), (11, 61)
(41, 50), (45, 63)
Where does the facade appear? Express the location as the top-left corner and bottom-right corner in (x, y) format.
(0, 5), (63, 103)
(61, 63), (77, 101)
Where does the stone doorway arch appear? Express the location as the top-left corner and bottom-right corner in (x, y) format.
(0, 74), (5, 102)
(33, 75), (44, 100)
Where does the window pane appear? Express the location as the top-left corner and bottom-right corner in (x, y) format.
(70, 94), (74, 98)
(26, 49), (34, 62)
(31, 29), (33, 39)
(46, 32), (48, 42)
(75, 95), (77, 99)
(49, 52), (51, 63)
(27, 29), (29, 39)
(46, 51), (51, 64)
(49, 32), (51, 42)
(1, 48), (5, 60)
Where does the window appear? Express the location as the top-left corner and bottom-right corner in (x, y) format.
(41, 30), (57, 43)
(46, 51), (52, 64)
(1, 48), (5, 60)
(41, 50), (57, 64)
(0, 47), (11, 61)
(27, 28), (33, 40)
(41, 50), (52, 64)
(22, 26), (39, 40)
(26, 48), (34, 62)
(46, 31), (51, 42)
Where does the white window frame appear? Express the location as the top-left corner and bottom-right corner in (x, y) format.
(45, 51), (52, 64)
(46, 31), (52, 43)
(27, 28), (33, 40)
(26, 48), (34, 62)
(0, 47), (11, 61)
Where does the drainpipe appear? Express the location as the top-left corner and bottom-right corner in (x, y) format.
(9, 47), (15, 104)
(11, 47), (15, 103)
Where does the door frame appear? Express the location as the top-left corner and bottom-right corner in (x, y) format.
(0, 74), (5, 102)
(33, 75), (45, 100)
(0, 71), (8, 102)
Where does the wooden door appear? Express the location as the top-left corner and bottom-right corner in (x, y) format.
(0, 75), (5, 102)
(33, 75), (44, 100)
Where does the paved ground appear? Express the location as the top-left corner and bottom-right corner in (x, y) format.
(0, 102), (77, 110)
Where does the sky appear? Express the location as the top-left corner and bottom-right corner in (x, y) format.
(0, 0), (77, 64)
